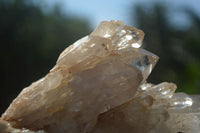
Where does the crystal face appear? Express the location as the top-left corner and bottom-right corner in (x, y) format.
(0, 20), (199, 133)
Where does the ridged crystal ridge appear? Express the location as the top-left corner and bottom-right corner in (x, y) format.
(0, 20), (199, 133)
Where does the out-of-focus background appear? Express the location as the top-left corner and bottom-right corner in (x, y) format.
(0, 0), (200, 114)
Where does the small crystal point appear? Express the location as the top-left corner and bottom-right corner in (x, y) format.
(131, 48), (159, 82)
(91, 20), (145, 49)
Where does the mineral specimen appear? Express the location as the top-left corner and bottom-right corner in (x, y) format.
(1, 20), (199, 133)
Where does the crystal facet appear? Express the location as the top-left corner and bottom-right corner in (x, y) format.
(0, 20), (199, 133)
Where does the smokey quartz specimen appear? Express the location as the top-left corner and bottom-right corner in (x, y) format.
(1, 20), (199, 133)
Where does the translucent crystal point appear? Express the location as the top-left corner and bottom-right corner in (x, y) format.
(91, 20), (145, 49)
(131, 48), (159, 82)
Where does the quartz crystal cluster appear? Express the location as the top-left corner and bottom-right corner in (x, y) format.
(0, 20), (200, 133)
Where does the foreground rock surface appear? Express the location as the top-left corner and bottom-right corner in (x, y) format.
(0, 120), (45, 133)
(1, 20), (199, 133)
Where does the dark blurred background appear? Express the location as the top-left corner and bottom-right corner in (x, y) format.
(0, 0), (200, 114)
